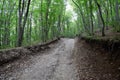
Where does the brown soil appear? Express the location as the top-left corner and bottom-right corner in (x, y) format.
(94, 27), (120, 40)
(0, 38), (120, 80)
(74, 38), (120, 80)
(0, 38), (78, 80)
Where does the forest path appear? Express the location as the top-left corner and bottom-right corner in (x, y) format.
(0, 38), (119, 80)
(0, 38), (78, 80)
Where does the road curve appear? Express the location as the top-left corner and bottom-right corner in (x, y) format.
(0, 38), (78, 80)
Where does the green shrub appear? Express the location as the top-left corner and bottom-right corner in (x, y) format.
(110, 21), (120, 32)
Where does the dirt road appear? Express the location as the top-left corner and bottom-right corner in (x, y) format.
(0, 38), (78, 80)
(1, 38), (120, 80)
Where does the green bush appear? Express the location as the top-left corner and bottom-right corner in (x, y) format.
(110, 21), (120, 32)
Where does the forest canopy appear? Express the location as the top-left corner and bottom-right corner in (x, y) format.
(0, 0), (120, 49)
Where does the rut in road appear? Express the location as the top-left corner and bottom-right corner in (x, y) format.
(0, 38), (78, 80)
(1, 38), (119, 80)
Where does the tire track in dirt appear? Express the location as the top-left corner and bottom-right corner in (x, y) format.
(0, 38), (78, 80)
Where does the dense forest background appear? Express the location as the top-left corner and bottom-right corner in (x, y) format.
(0, 0), (120, 49)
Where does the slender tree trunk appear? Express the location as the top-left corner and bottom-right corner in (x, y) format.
(17, 0), (31, 46)
(72, 0), (89, 33)
(89, 0), (94, 35)
(94, 0), (105, 36)
(109, 0), (113, 21)
(44, 0), (51, 41)
(115, 0), (119, 21)
(40, 0), (45, 42)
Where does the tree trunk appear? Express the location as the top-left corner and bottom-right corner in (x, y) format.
(115, 0), (119, 21)
(94, 0), (105, 36)
(89, 0), (94, 35)
(17, 0), (31, 47)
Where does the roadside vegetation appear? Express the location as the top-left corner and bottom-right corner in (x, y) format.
(0, 0), (120, 50)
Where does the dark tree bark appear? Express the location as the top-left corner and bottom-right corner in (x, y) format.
(115, 0), (119, 21)
(17, 0), (31, 47)
(72, 0), (89, 33)
(94, 0), (105, 36)
(44, 0), (51, 41)
(89, 0), (94, 35)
